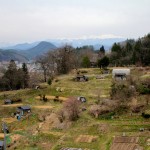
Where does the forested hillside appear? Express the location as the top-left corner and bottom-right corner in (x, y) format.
(110, 34), (150, 66)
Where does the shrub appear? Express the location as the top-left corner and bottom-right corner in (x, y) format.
(39, 94), (48, 102)
(43, 95), (48, 102)
(63, 97), (80, 121)
(131, 104), (144, 113)
(12, 98), (22, 103)
(99, 112), (115, 120)
(138, 84), (150, 94)
(57, 109), (65, 123)
(114, 104), (129, 115)
(142, 112), (150, 119)
(80, 70), (88, 74)
(89, 105), (110, 118)
(110, 81), (135, 101)
(136, 78), (150, 94)
(47, 78), (52, 85)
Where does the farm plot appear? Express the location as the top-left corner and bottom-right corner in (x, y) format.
(0, 133), (4, 138)
(33, 105), (54, 109)
(2, 117), (17, 123)
(1, 103), (23, 107)
(75, 135), (98, 143)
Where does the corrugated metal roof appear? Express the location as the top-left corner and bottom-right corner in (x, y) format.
(18, 106), (31, 110)
(112, 69), (130, 75)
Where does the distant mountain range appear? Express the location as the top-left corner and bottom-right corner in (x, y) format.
(0, 41), (56, 62)
(48, 38), (124, 50)
(0, 49), (28, 62)
(2, 42), (39, 51)
(0, 38), (124, 62)
(24, 41), (57, 59)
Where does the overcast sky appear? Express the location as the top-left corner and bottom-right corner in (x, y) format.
(0, 0), (150, 45)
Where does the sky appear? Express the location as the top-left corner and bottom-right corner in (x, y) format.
(0, 0), (150, 46)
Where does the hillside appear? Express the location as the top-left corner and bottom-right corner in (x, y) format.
(2, 42), (39, 51)
(0, 49), (28, 62)
(110, 34), (150, 66)
(0, 68), (149, 149)
(0, 41), (57, 61)
(22, 41), (57, 59)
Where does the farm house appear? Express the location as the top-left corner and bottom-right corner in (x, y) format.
(4, 99), (12, 105)
(112, 68), (130, 80)
(17, 106), (31, 116)
(75, 75), (88, 82)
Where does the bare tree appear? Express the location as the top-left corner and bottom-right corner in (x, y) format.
(35, 45), (78, 81)
(36, 55), (50, 82)
(55, 45), (77, 74)
(63, 97), (80, 121)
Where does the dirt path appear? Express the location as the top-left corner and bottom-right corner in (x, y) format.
(75, 135), (98, 143)
(42, 131), (64, 136)
(1, 103), (23, 107)
(2, 117), (17, 123)
(33, 105), (54, 109)
(0, 133), (4, 138)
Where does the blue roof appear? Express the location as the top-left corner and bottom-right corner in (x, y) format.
(0, 141), (4, 146)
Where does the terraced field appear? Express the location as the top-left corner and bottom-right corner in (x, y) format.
(0, 68), (149, 150)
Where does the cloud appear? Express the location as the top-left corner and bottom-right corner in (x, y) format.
(0, 0), (150, 44)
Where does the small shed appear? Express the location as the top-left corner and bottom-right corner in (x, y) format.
(102, 69), (110, 74)
(0, 141), (4, 150)
(4, 99), (12, 105)
(75, 75), (88, 82)
(77, 96), (86, 103)
(112, 69), (130, 80)
(17, 106), (31, 116)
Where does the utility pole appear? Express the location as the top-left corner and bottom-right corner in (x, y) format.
(2, 122), (7, 150)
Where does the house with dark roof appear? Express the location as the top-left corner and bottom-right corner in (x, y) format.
(75, 75), (88, 82)
(4, 99), (12, 105)
(17, 106), (31, 116)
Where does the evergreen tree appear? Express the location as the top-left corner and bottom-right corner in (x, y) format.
(3, 60), (18, 90)
(100, 45), (105, 54)
(22, 63), (29, 88)
(111, 43), (121, 53)
(0, 61), (30, 90)
(82, 56), (90, 68)
(99, 45), (105, 58)
(97, 56), (109, 69)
